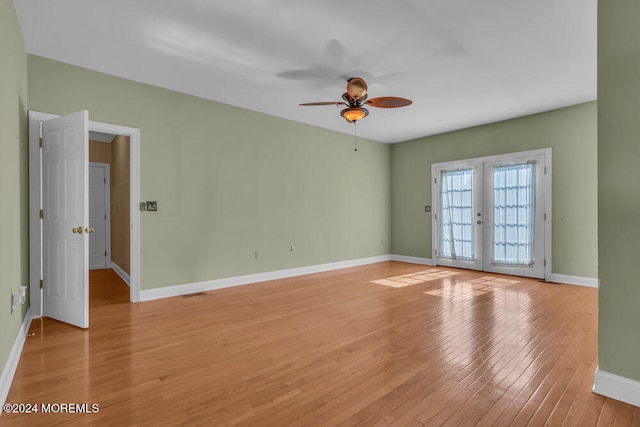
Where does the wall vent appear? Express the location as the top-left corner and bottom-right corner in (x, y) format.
(182, 292), (207, 298)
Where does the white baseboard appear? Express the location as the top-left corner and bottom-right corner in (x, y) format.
(549, 273), (599, 288)
(138, 254), (598, 301)
(140, 255), (392, 302)
(593, 368), (640, 408)
(390, 255), (436, 266)
(111, 262), (130, 287)
(0, 308), (33, 411)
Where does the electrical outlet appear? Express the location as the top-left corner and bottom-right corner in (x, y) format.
(254, 251), (260, 260)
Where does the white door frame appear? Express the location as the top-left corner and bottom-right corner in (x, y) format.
(431, 148), (552, 281)
(89, 162), (111, 270)
(29, 110), (141, 314)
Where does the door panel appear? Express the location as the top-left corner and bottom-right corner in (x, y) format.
(483, 156), (545, 278)
(89, 165), (108, 269)
(42, 110), (89, 328)
(435, 164), (483, 270)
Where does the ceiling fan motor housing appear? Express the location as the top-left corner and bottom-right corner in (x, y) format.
(347, 77), (368, 100)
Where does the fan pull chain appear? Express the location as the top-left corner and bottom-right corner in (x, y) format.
(353, 121), (358, 152)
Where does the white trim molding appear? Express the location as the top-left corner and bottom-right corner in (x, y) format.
(390, 255), (436, 266)
(111, 263), (131, 287)
(141, 255), (392, 301)
(549, 273), (599, 288)
(593, 368), (640, 408)
(0, 309), (33, 411)
(138, 253), (600, 301)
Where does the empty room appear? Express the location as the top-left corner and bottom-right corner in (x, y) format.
(1, 0), (639, 425)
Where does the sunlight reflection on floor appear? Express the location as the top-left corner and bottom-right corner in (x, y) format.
(371, 269), (460, 288)
(424, 276), (520, 299)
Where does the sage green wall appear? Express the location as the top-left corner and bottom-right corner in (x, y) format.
(27, 55), (391, 290)
(598, 1), (640, 382)
(0, 0), (29, 380)
(391, 101), (597, 278)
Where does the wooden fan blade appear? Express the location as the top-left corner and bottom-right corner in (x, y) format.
(299, 102), (345, 106)
(365, 97), (413, 108)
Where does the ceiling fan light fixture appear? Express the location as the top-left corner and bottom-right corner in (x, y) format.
(341, 107), (369, 123)
(299, 77), (411, 124)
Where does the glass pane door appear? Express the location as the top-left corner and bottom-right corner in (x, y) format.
(435, 166), (483, 270)
(483, 156), (545, 278)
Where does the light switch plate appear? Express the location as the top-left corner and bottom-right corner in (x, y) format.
(146, 201), (158, 212)
(140, 202), (147, 211)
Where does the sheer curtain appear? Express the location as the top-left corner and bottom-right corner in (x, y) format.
(440, 169), (474, 260)
(492, 163), (535, 266)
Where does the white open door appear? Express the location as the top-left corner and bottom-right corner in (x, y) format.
(42, 110), (90, 328)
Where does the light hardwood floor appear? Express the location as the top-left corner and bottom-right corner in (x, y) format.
(4, 262), (640, 426)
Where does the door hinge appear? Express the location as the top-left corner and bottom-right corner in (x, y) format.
(39, 137), (43, 148)
(39, 279), (43, 289)
(434, 177), (437, 184)
(105, 250), (107, 256)
(104, 213), (107, 220)
(544, 166), (547, 174)
(544, 259), (547, 267)
(434, 213), (437, 220)
(544, 213), (547, 221)
(40, 209), (44, 219)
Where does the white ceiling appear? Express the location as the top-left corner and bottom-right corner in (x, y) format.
(14, 0), (597, 144)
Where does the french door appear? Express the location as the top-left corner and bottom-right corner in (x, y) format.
(432, 150), (549, 279)
(434, 162), (484, 271)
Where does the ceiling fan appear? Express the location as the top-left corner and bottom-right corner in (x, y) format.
(299, 77), (412, 123)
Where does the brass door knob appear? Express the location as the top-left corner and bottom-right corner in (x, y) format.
(86, 227), (94, 234)
(72, 227), (83, 234)
(476, 220), (482, 224)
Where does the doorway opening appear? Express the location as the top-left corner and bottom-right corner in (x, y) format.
(88, 132), (131, 309)
(28, 111), (141, 328)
